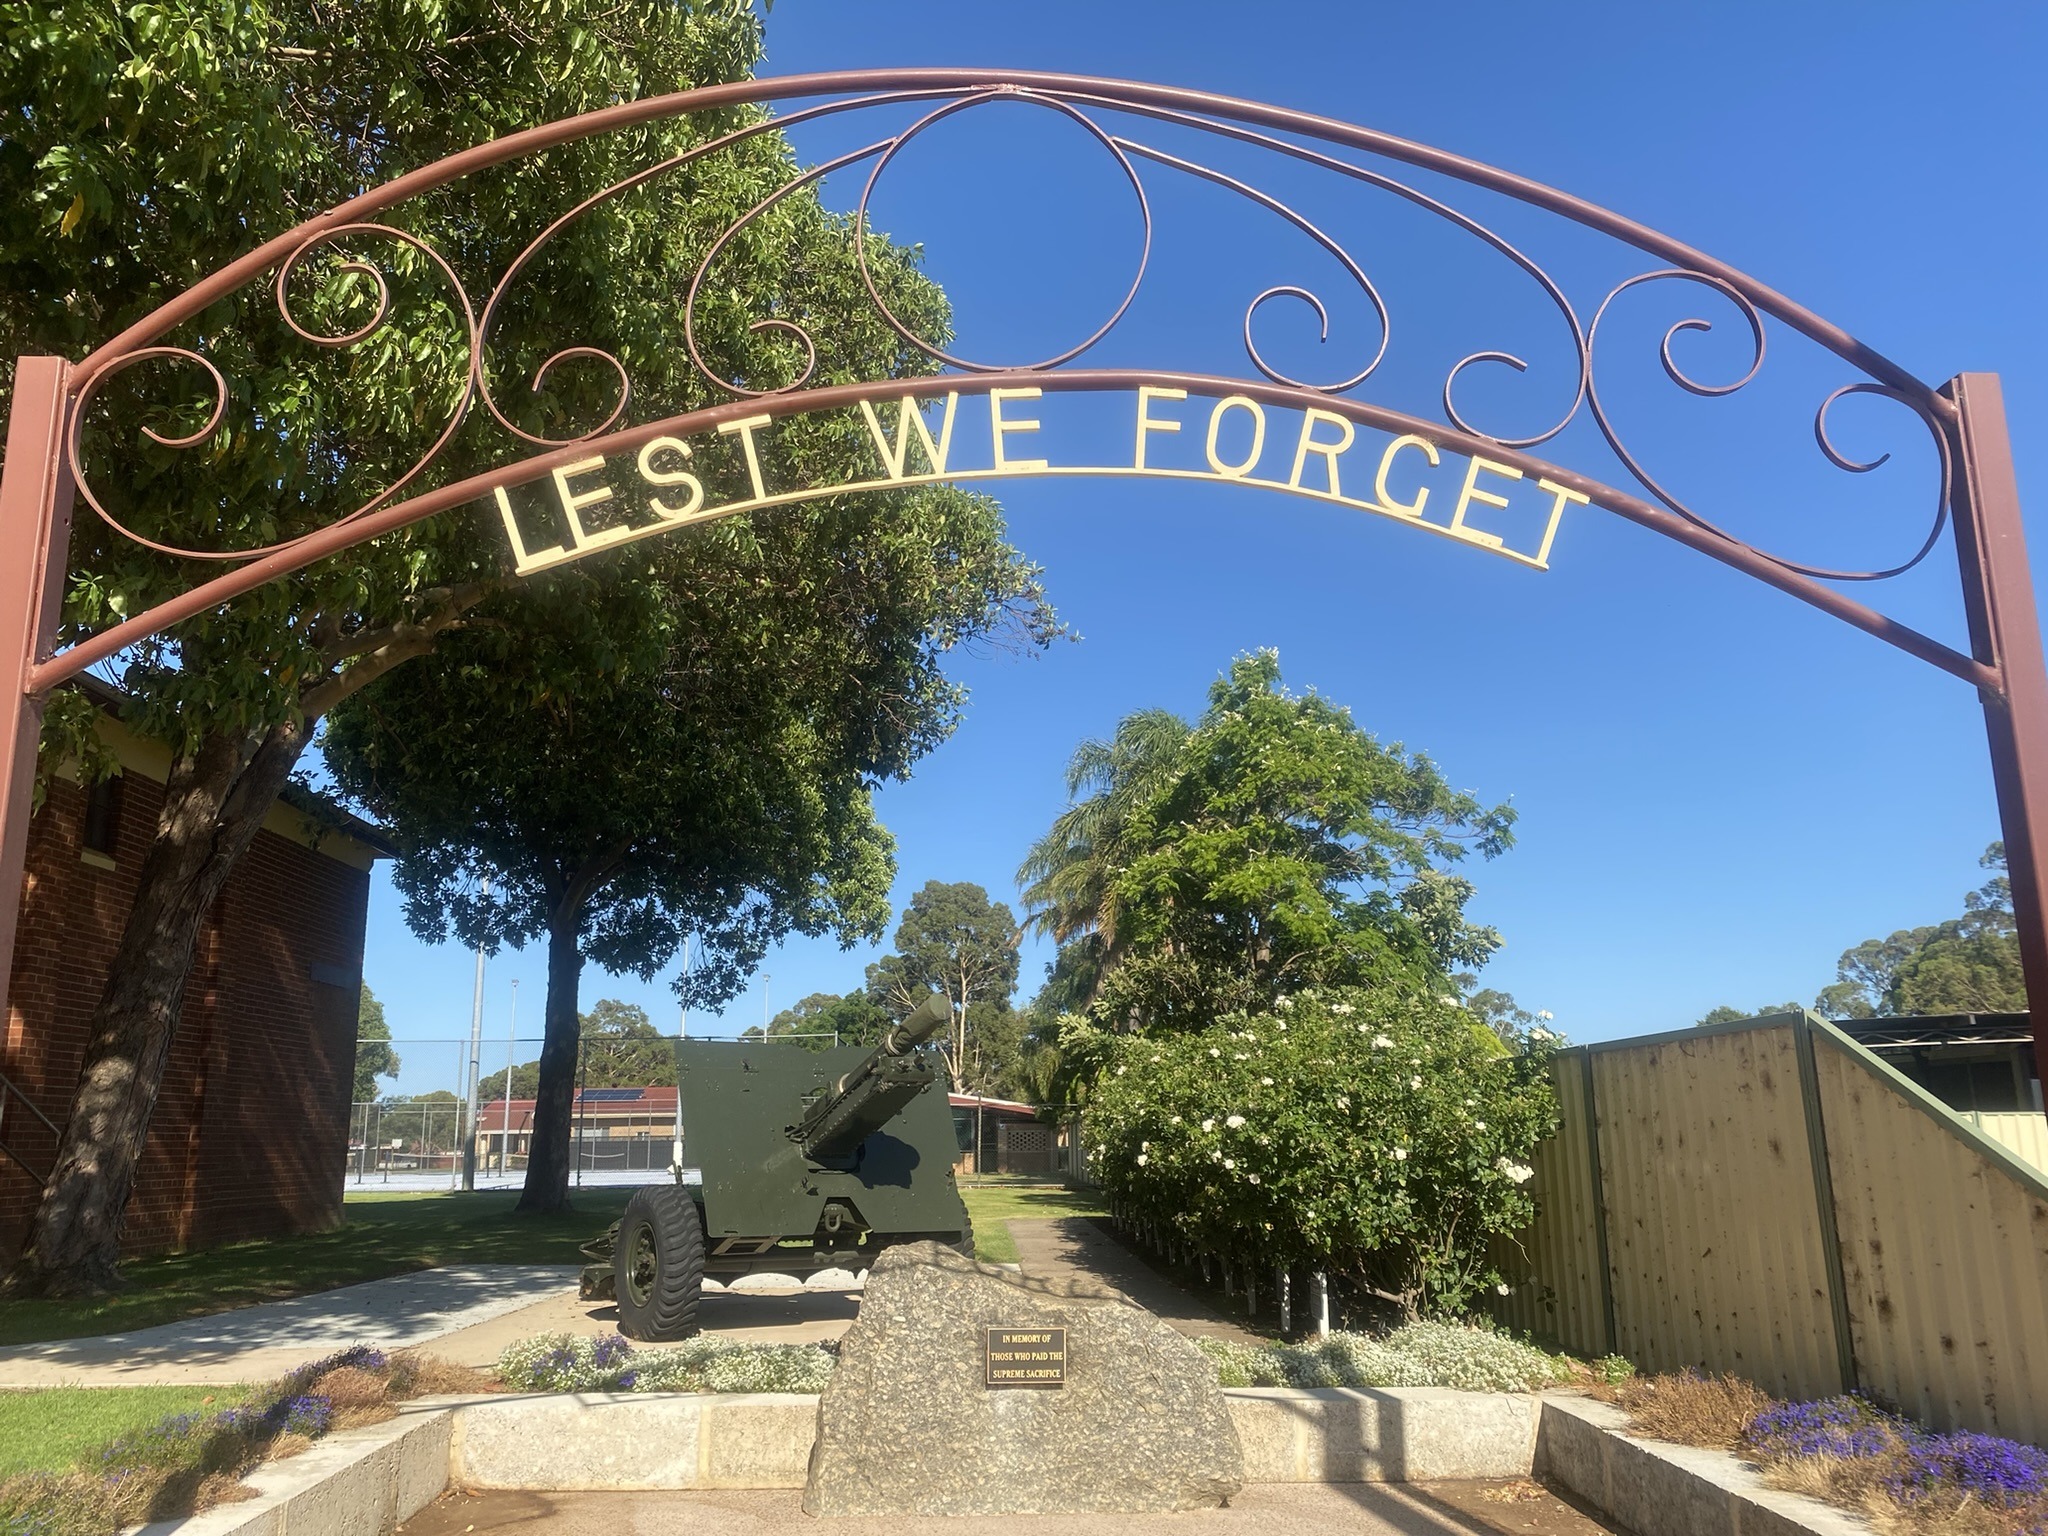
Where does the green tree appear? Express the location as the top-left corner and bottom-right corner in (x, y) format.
(477, 1061), (540, 1104)
(1089, 987), (1559, 1318)
(1813, 845), (2022, 1018)
(330, 411), (1048, 1218)
(742, 991), (893, 1052)
(1463, 988), (1557, 1051)
(864, 881), (1024, 1091)
(376, 1090), (462, 1157)
(1046, 652), (1514, 1037)
(1695, 1003), (1803, 1028)
(1017, 708), (1189, 1011)
(1, 0), (776, 1295)
(352, 984), (401, 1103)
(578, 1000), (673, 1087)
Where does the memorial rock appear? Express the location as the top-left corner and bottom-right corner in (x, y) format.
(802, 1240), (1243, 1516)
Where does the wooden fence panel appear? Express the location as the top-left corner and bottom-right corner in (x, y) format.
(1590, 1023), (1844, 1400)
(1489, 1052), (1609, 1356)
(1965, 1111), (2048, 1176)
(1813, 1028), (2048, 1443)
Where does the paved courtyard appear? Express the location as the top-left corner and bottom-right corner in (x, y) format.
(395, 1481), (1618, 1536)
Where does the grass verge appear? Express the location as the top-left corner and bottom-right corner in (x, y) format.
(0, 1386), (249, 1478)
(1, 1182), (1104, 1345)
(0, 1189), (637, 1347)
(960, 1182), (1104, 1264)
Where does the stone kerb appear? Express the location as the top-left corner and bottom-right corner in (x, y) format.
(450, 1391), (817, 1490)
(135, 1400), (456, 1536)
(1536, 1395), (1876, 1536)
(801, 1240), (1245, 1516)
(1228, 1386), (1539, 1482)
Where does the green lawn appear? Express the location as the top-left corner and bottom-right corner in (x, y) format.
(0, 1182), (1104, 1346)
(0, 1385), (248, 1477)
(0, 1189), (638, 1347)
(961, 1182), (1104, 1264)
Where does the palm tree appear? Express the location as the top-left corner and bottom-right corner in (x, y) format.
(1017, 707), (1189, 1007)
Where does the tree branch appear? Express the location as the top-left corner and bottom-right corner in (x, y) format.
(298, 582), (500, 720)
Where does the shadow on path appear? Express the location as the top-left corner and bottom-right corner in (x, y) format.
(1005, 1216), (1266, 1344)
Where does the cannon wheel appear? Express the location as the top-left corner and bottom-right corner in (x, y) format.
(954, 1211), (976, 1260)
(614, 1185), (705, 1341)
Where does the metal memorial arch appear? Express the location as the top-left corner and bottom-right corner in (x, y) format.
(1, 68), (2044, 1090)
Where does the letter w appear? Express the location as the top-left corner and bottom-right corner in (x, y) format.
(860, 392), (958, 478)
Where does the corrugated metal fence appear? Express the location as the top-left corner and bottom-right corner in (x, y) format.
(1488, 1013), (2048, 1445)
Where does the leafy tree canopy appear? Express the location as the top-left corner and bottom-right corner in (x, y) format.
(353, 983), (400, 1103)
(1695, 1003), (1803, 1028)
(1813, 846), (2022, 1019)
(864, 880), (1023, 1091)
(742, 991), (893, 1052)
(1027, 652), (1515, 1036)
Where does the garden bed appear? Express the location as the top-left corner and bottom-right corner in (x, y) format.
(1589, 1371), (2048, 1536)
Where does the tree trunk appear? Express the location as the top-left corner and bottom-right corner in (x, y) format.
(5, 721), (308, 1296)
(517, 905), (586, 1214)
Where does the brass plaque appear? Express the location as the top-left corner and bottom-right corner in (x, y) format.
(984, 1325), (1068, 1389)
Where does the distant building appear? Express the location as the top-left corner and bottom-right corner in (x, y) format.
(474, 1085), (680, 1172)
(471, 1084), (1055, 1177)
(1832, 1012), (2040, 1113)
(1831, 1012), (2043, 1174)
(2, 679), (390, 1257)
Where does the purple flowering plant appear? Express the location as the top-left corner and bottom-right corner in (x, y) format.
(1731, 1390), (2048, 1536)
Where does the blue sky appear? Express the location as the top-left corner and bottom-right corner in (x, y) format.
(362, 0), (2048, 1091)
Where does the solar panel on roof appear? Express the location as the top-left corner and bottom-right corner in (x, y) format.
(580, 1087), (646, 1102)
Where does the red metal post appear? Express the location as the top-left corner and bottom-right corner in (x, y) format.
(1943, 373), (2048, 1114)
(0, 359), (76, 1052)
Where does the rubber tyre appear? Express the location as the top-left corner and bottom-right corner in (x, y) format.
(613, 1185), (705, 1341)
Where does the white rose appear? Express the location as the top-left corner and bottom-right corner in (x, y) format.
(1246, 1173), (1260, 1185)
(1115, 1064), (1126, 1076)
(1276, 1019), (1288, 1031)
(1225, 1114), (1246, 1129)
(1497, 1282), (1511, 1296)
(1474, 1121), (1487, 1131)
(1372, 1034), (1394, 1049)
(1259, 1076), (1273, 1086)
(1392, 1146), (1408, 1161)
(1335, 1095), (1349, 1110)
(1136, 1154), (1149, 1166)
(1410, 1075), (1423, 1090)
(1202, 1118), (1215, 1133)
(1223, 1158), (1236, 1170)
(1209, 1047), (1222, 1058)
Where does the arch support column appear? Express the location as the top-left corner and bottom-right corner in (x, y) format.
(0, 357), (75, 1047)
(1945, 372), (2048, 1108)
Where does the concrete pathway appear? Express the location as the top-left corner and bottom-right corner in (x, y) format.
(0, 1215), (1254, 1386)
(395, 1481), (1619, 1536)
(1008, 1215), (1267, 1345)
(0, 1265), (579, 1387)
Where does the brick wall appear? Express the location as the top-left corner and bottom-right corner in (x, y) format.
(2, 769), (371, 1258)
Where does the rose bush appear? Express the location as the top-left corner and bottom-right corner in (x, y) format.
(1088, 985), (1556, 1317)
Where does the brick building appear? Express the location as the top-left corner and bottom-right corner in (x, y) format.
(2, 682), (389, 1257)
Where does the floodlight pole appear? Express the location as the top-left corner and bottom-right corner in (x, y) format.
(1944, 374), (2048, 1096)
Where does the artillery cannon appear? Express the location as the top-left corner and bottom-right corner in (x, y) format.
(581, 992), (973, 1340)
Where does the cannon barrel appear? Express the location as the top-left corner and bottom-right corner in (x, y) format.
(793, 993), (950, 1161)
